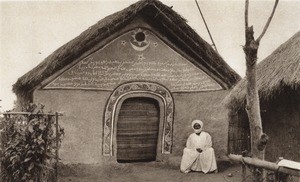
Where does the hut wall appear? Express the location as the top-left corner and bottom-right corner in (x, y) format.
(33, 89), (111, 164)
(228, 90), (300, 162)
(172, 90), (230, 159)
(262, 90), (300, 162)
(30, 17), (231, 164)
(33, 89), (230, 164)
(15, 91), (33, 110)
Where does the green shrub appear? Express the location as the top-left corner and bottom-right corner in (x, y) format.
(0, 104), (64, 182)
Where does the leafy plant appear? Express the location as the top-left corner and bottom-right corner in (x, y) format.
(0, 104), (64, 182)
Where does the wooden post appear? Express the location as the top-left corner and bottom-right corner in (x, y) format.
(242, 151), (247, 181)
(242, 163), (246, 181)
(55, 112), (59, 182)
(275, 172), (288, 182)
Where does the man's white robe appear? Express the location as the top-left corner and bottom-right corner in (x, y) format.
(180, 131), (217, 173)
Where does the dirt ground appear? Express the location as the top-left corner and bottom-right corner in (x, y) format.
(58, 161), (250, 182)
(58, 160), (300, 182)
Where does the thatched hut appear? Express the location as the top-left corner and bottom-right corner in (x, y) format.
(226, 31), (300, 162)
(13, 0), (240, 164)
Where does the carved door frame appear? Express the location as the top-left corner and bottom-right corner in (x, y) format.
(102, 82), (174, 156)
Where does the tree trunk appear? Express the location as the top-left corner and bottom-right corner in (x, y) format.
(244, 27), (264, 182)
(243, 1), (279, 181)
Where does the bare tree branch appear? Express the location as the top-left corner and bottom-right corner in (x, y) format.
(245, 0), (249, 32)
(256, 0), (279, 42)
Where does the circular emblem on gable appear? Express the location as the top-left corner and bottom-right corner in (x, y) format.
(130, 28), (150, 51)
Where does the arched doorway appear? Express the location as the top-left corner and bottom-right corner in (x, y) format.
(103, 82), (174, 157)
(116, 97), (160, 162)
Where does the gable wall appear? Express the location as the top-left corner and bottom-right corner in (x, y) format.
(44, 20), (222, 92)
(32, 17), (230, 165)
(33, 89), (230, 164)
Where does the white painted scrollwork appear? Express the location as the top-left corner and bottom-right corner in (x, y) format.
(103, 82), (174, 156)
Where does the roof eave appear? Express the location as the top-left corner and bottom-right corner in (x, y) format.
(13, 0), (240, 95)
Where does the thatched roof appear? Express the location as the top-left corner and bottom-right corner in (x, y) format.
(13, 0), (240, 97)
(225, 31), (300, 112)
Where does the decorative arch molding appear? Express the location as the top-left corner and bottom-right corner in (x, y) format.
(103, 81), (174, 156)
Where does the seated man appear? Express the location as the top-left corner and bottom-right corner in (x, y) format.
(180, 120), (217, 173)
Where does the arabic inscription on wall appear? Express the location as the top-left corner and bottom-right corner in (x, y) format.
(45, 28), (222, 92)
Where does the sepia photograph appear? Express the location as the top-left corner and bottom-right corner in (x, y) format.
(0, 0), (299, 181)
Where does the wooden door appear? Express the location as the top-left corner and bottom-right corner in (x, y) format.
(117, 97), (160, 162)
(228, 110), (251, 154)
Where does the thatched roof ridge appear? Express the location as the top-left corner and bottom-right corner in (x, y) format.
(13, 0), (240, 96)
(225, 31), (300, 112)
